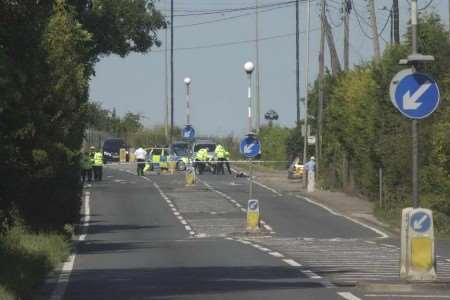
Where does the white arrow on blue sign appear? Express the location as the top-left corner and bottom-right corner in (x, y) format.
(410, 211), (431, 233)
(182, 125), (195, 140)
(390, 69), (440, 119)
(240, 135), (261, 158)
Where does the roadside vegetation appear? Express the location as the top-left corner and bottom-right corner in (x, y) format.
(0, 0), (165, 298)
(307, 14), (450, 234)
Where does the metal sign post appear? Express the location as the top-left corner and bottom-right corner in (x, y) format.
(393, 0), (439, 281)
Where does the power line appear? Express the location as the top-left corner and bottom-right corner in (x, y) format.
(173, 2), (295, 29)
(152, 28), (320, 53)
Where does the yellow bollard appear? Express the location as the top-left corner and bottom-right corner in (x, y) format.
(168, 161), (176, 175)
(119, 148), (126, 163)
(185, 166), (195, 186)
(246, 199), (260, 232)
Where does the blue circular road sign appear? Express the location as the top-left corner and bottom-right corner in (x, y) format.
(391, 70), (440, 119)
(240, 135), (261, 158)
(410, 211), (431, 233)
(182, 125), (195, 140)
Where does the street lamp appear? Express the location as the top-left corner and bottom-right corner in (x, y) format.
(244, 61), (255, 135)
(184, 77), (191, 125)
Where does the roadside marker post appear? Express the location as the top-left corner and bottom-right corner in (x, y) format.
(400, 207), (413, 278)
(246, 199), (260, 232)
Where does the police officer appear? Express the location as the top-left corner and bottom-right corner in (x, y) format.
(80, 151), (93, 184)
(224, 150), (232, 175)
(93, 149), (104, 181)
(195, 148), (208, 175)
(214, 144), (226, 175)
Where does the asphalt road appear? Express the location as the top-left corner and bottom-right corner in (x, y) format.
(41, 165), (450, 300)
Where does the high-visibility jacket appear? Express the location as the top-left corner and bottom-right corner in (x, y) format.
(224, 151), (230, 160)
(196, 148), (208, 161)
(215, 145), (225, 159)
(89, 152), (95, 164)
(93, 152), (103, 166)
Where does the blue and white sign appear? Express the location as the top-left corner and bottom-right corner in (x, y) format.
(240, 135), (261, 158)
(410, 210), (431, 233)
(182, 125), (195, 140)
(248, 199), (259, 211)
(390, 69), (440, 119)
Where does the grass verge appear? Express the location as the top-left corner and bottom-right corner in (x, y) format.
(0, 225), (71, 299)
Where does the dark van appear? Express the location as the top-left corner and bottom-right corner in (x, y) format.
(102, 138), (128, 162)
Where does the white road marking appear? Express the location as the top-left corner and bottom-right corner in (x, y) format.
(338, 292), (362, 300)
(446, 259), (450, 262)
(365, 295), (450, 299)
(174, 212), (180, 216)
(181, 220), (187, 225)
(252, 179), (283, 196)
(50, 191), (90, 300)
(295, 195), (389, 239)
(269, 252), (284, 258)
(282, 259), (302, 267)
(302, 270), (322, 279)
(185, 225), (192, 231)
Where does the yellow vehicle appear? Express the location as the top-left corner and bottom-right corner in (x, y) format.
(147, 147), (169, 171)
(288, 157), (304, 179)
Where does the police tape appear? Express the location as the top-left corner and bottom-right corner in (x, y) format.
(109, 160), (289, 164)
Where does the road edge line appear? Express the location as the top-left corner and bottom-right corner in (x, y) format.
(49, 190), (90, 300)
(295, 195), (389, 239)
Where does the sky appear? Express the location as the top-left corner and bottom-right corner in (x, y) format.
(89, 0), (450, 137)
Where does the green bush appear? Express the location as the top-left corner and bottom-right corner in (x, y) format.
(0, 225), (70, 299)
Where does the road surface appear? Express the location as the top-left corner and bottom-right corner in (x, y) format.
(40, 164), (450, 300)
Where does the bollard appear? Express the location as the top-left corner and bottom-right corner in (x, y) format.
(119, 148), (126, 163)
(185, 165), (196, 186)
(246, 199), (260, 232)
(400, 208), (437, 281)
(307, 169), (315, 192)
(168, 160), (176, 175)
(129, 147), (136, 162)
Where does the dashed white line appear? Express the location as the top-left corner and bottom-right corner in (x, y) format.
(301, 270), (322, 279)
(185, 225), (192, 231)
(338, 292), (362, 300)
(282, 259), (302, 267)
(446, 259), (450, 262)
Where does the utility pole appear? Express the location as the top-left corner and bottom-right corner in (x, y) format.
(324, 13), (342, 74)
(411, 0), (419, 207)
(448, 0), (450, 41)
(255, 0), (261, 133)
(164, 6), (169, 144)
(303, 0), (310, 169)
(343, 0), (351, 71)
(368, 0), (381, 61)
(393, 0), (400, 44)
(316, 0), (326, 177)
(295, 0), (300, 124)
(170, 0), (174, 145)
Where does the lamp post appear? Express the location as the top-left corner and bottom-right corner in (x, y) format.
(184, 77), (191, 125)
(244, 61), (255, 135)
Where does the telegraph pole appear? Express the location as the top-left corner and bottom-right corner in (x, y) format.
(368, 0), (381, 60)
(295, 0), (300, 124)
(316, 0), (326, 176)
(411, 0), (419, 207)
(303, 0), (310, 170)
(170, 0), (174, 145)
(255, 0), (261, 133)
(393, 0), (400, 44)
(448, 0), (450, 41)
(164, 6), (169, 144)
(343, 0), (350, 71)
